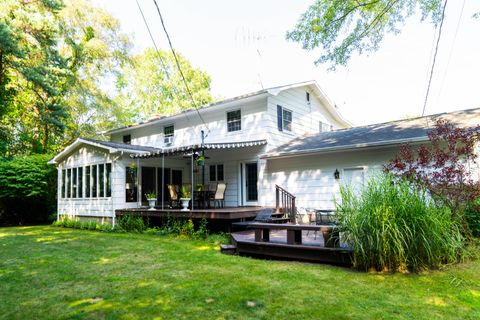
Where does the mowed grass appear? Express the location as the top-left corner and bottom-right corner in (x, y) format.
(0, 226), (479, 320)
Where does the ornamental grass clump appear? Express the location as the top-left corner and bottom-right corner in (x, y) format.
(336, 173), (464, 272)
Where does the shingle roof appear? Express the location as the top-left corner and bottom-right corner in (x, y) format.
(263, 107), (480, 158)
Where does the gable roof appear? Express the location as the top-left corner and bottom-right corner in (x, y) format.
(106, 80), (351, 135)
(263, 107), (480, 159)
(48, 138), (161, 164)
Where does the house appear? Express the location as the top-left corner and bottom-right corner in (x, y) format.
(48, 80), (480, 223)
(49, 81), (350, 223)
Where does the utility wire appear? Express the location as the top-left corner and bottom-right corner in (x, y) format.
(422, 0), (448, 116)
(436, 0), (466, 103)
(135, 0), (191, 123)
(152, 0), (211, 137)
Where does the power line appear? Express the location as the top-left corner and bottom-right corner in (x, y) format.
(422, 0), (448, 116)
(436, 0), (466, 103)
(135, 0), (191, 123)
(152, 0), (211, 137)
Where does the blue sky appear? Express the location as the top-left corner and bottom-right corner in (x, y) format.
(93, 0), (480, 126)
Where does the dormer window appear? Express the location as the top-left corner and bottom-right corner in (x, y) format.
(123, 134), (131, 144)
(164, 125), (174, 145)
(227, 110), (241, 132)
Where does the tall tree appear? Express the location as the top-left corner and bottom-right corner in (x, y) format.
(0, 0), (70, 155)
(286, 0), (444, 68)
(58, 0), (131, 144)
(116, 48), (213, 123)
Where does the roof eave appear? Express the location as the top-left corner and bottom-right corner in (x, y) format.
(262, 136), (428, 159)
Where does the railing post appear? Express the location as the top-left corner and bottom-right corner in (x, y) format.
(292, 197), (296, 224)
(275, 185), (280, 213)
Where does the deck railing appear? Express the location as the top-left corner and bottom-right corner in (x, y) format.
(275, 185), (296, 224)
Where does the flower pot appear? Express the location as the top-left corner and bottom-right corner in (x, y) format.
(180, 198), (191, 211)
(147, 199), (156, 210)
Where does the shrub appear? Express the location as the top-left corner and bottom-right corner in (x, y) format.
(0, 154), (57, 225)
(114, 215), (147, 233)
(385, 119), (480, 236)
(465, 199), (480, 238)
(336, 173), (464, 272)
(52, 216), (112, 231)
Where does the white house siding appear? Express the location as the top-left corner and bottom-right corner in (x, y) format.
(109, 96), (269, 148)
(265, 87), (347, 150)
(261, 147), (402, 210)
(57, 146), (117, 219)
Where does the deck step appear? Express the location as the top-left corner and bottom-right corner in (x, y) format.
(220, 244), (237, 255)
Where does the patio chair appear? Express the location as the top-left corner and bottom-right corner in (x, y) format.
(167, 184), (179, 208)
(210, 182), (226, 208)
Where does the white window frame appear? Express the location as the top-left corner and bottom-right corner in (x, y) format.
(280, 107), (292, 132)
(164, 124), (174, 145)
(226, 109), (241, 132)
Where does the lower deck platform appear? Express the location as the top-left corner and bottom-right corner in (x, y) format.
(231, 229), (353, 266)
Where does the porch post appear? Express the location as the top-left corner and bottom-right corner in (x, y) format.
(191, 153), (194, 210)
(161, 153), (165, 210)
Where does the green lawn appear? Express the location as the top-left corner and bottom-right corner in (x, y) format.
(0, 226), (479, 319)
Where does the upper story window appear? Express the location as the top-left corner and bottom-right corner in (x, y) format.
(277, 105), (292, 132)
(123, 134), (131, 144)
(164, 125), (174, 145)
(227, 110), (241, 132)
(306, 92), (310, 103)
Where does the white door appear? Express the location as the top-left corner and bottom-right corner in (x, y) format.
(342, 168), (365, 195)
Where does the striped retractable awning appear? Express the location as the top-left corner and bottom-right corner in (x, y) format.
(131, 139), (267, 158)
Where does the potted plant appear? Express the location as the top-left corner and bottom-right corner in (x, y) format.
(145, 191), (157, 210)
(196, 155), (205, 166)
(179, 185), (191, 211)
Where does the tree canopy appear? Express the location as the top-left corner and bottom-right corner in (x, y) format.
(116, 48), (213, 124)
(0, 0), (213, 157)
(286, 0), (444, 68)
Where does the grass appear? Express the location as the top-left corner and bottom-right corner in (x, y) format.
(0, 226), (479, 319)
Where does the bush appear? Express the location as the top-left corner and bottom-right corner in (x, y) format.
(465, 199), (480, 238)
(114, 215), (147, 233)
(52, 216), (112, 232)
(0, 154), (57, 225)
(336, 173), (464, 272)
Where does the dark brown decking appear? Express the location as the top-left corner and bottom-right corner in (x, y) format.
(115, 207), (263, 232)
(231, 229), (353, 266)
(116, 206), (262, 220)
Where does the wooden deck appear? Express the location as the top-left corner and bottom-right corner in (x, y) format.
(115, 206), (263, 231)
(231, 229), (353, 266)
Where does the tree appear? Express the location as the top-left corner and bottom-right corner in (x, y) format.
(116, 48), (213, 124)
(385, 119), (480, 235)
(58, 0), (132, 143)
(286, 0), (444, 68)
(0, 0), (132, 155)
(0, 0), (71, 155)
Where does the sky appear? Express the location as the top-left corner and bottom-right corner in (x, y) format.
(93, 0), (480, 126)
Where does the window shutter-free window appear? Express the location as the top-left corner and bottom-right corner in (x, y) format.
(277, 105), (283, 131)
(282, 109), (292, 131)
(227, 110), (241, 132)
